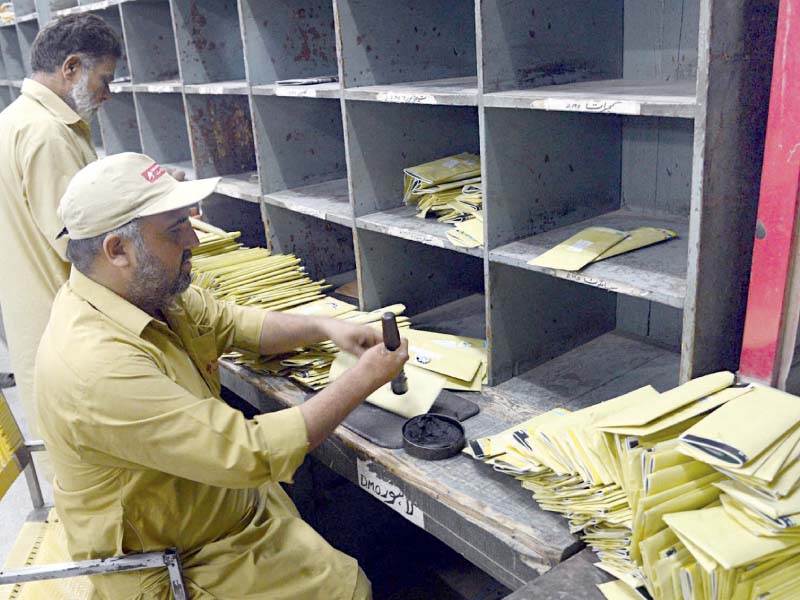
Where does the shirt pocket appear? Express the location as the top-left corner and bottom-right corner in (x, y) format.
(190, 331), (221, 397)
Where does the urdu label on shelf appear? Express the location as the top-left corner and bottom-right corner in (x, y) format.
(357, 458), (426, 528)
(538, 98), (642, 115)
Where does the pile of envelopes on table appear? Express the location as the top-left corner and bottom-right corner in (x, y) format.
(465, 371), (800, 599)
(403, 153), (484, 249)
(191, 221), (489, 400)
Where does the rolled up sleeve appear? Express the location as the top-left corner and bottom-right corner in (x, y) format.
(77, 354), (308, 488)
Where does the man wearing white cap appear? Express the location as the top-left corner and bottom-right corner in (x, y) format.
(35, 152), (408, 599)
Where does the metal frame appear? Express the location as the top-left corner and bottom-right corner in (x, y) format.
(738, 0), (800, 388)
(2, 418), (189, 599)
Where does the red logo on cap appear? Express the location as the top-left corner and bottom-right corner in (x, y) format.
(141, 163), (166, 183)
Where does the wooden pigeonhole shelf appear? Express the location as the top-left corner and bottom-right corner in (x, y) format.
(0, 0), (779, 594)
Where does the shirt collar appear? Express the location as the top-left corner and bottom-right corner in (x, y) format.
(69, 267), (154, 337)
(21, 78), (83, 125)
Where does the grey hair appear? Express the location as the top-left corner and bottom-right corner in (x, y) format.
(66, 220), (143, 273)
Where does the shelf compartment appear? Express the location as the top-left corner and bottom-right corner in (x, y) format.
(493, 330), (681, 416)
(201, 193), (265, 248)
(171, 0), (246, 85)
(134, 92), (192, 166)
(251, 82), (340, 99)
(345, 100), (479, 217)
(490, 210), (688, 309)
(47, 1), (78, 13)
(480, 1), (699, 95)
(215, 172), (261, 203)
(11, 0), (35, 17)
(336, 0), (477, 90)
(357, 228), (484, 317)
(483, 79), (696, 118)
(487, 261), (682, 385)
(343, 76), (478, 107)
(185, 94), (256, 179)
(14, 19), (37, 77)
(263, 178), (352, 227)
(97, 91), (141, 154)
(483, 107), (694, 248)
(239, 0), (337, 87)
(252, 95), (346, 195)
(356, 205), (483, 259)
(263, 203), (356, 282)
(120, 0), (179, 85)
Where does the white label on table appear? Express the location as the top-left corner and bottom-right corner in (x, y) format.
(357, 458), (425, 528)
(541, 98), (642, 115)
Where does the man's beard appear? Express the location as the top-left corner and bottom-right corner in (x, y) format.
(66, 71), (100, 123)
(128, 248), (193, 312)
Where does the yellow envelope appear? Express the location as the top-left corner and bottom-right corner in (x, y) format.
(664, 506), (800, 570)
(680, 385), (800, 467)
(329, 352), (444, 418)
(597, 580), (647, 600)
(597, 371), (734, 430)
(284, 296), (357, 318)
(402, 329), (483, 382)
(529, 226), (628, 271)
(594, 227), (678, 261)
(715, 479), (800, 519)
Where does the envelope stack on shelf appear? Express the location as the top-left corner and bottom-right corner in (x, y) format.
(191, 220), (489, 397)
(464, 371), (800, 599)
(403, 153), (485, 248)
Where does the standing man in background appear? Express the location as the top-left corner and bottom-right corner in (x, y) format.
(0, 14), (120, 469)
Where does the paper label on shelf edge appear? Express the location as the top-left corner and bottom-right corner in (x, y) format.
(541, 98), (642, 115)
(357, 458), (425, 528)
(375, 92), (437, 105)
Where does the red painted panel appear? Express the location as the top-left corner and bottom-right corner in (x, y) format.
(739, 0), (800, 382)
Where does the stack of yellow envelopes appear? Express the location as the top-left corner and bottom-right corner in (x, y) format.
(191, 221), (489, 396)
(403, 154), (484, 248)
(464, 371), (784, 599)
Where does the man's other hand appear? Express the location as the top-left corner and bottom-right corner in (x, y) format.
(325, 320), (382, 357)
(355, 337), (409, 388)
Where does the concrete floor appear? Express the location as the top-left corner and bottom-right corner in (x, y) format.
(0, 342), (54, 565)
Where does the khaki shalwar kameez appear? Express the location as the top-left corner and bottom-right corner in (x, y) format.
(36, 269), (368, 599)
(0, 78), (96, 443)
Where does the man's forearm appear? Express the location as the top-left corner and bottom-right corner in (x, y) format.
(299, 361), (382, 449)
(258, 312), (331, 355)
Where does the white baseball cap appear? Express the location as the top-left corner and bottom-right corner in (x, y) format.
(58, 152), (220, 240)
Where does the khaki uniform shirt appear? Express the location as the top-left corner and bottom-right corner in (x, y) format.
(0, 79), (96, 438)
(36, 269), (359, 600)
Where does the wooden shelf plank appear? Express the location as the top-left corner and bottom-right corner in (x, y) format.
(183, 80), (249, 95)
(251, 82), (341, 99)
(484, 79), (696, 118)
(129, 80), (182, 94)
(490, 210), (689, 308)
(263, 178), (353, 226)
(215, 171), (260, 203)
(14, 12), (37, 23)
(54, 0), (134, 16)
(344, 76), (478, 106)
(356, 205), (484, 259)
